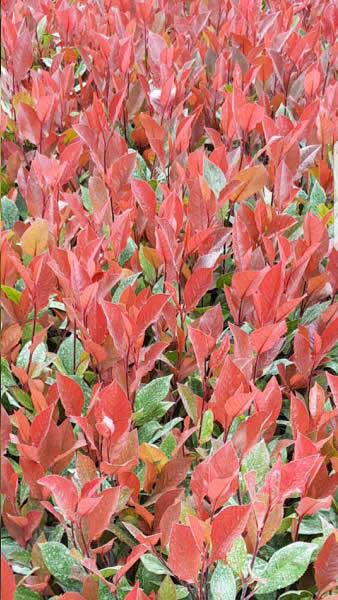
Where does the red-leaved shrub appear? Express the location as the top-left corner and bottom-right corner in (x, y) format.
(1, 1), (337, 599)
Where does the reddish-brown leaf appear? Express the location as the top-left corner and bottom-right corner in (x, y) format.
(231, 165), (269, 203)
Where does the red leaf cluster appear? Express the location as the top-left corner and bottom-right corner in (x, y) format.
(1, 0), (337, 598)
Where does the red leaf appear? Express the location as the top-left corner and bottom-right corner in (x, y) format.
(95, 381), (131, 444)
(125, 584), (151, 600)
(135, 294), (168, 337)
(230, 165), (269, 203)
(1, 555), (16, 600)
(251, 321), (287, 355)
(254, 264), (284, 325)
(131, 178), (156, 221)
(155, 453), (191, 494)
(191, 441), (239, 515)
(56, 373), (84, 417)
(13, 29), (33, 82)
(210, 504), (251, 562)
(293, 327), (313, 377)
(213, 356), (249, 405)
(16, 103), (41, 145)
(140, 113), (166, 168)
(102, 301), (130, 356)
(1, 406), (11, 455)
(184, 268), (213, 312)
(188, 325), (214, 377)
(290, 394), (310, 438)
(274, 160), (295, 212)
(327, 372), (338, 407)
(38, 475), (78, 521)
(237, 102), (265, 133)
(114, 544), (147, 584)
(85, 487), (120, 541)
(314, 532), (338, 592)
(168, 523), (201, 583)
(297, 496), (332, 519)
(232, 270), (262, 301)
(304, 68), (321, 96)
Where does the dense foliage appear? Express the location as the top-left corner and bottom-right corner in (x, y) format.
(1, 1), (338, 599)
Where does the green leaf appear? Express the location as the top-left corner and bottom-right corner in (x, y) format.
(203, 158), (226, 198)
(140, 553), (171, 575)
(306, 177), (326, 215)
(241, 440), (270, 485)
(99, 566), (119, 578)
(1, 285), (22, 304)
(325, 360), (338, 374)
(217, 201), (229, 222)
(1, 357), (16, 395)
(138, 421), (162, 444)
(116, 576), (132, 600)
(1, 196), (19, 229)
(138, 417), (183, 445)
(150, 418), (182, 444)
(256, 543), (316, 595)
(177, 383), (199, 424)
(46, 524), (65, 543)
(134, 376), (173, 425)
(98, 581), (114, 600)
(176, 587), (189, 599)
(139, 245), (156, 284)
(11, 387), (34, 411)
(39, 542), (84, 591)
(136, 562), (162, 595)
(36, 15), (47, 42)
(158, 575), (177, 600)
(22, 321), (43, 346)
(152, 276), (164, 294)
(227, 536), (247, 576)
(15, 192), (28, 220)
(319, 514), (335, 538)
(210, 563), (236, 600)
(300, 301), (331, 325)
(199, 409), (214, 444)
(10, 549), (31, 567)
(16, 342), (47, 375)
(118, 237), (137, 267)
(0, 535), (22, 560)
(298, 514), (327, 535)
(15, 589), (41, 600)
(57, 334), (84, 375)
(278, 592), (313, 600)
(216, 273), (232, 288)
(250, 556), (268, 579)
(132, 151), (150, 181)
(160, 432), (176, 458)
(112, 273), (140, 303)
(80, 185), (93, 213)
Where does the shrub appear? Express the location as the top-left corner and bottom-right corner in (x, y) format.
(1, 1), (337, 599)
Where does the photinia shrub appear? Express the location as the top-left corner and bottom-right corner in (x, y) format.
(1, 1), (337, 599)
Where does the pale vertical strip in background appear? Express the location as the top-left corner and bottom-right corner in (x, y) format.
(334, 141), (338, 250)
